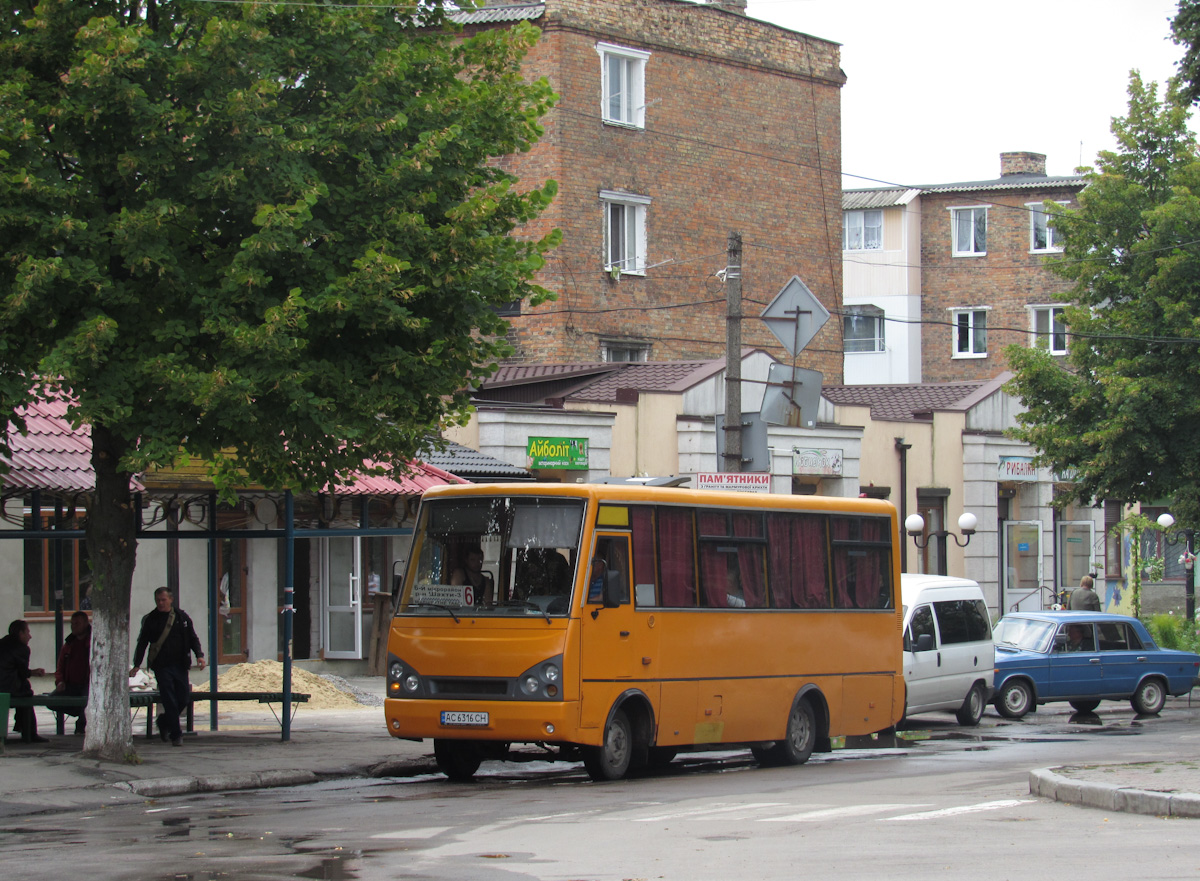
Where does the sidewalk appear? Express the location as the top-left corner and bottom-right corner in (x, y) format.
(4, 676), (1200, 818)
(1, 675), (436, 815)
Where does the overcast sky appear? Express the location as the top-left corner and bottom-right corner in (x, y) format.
(743, 0), (1188, 188)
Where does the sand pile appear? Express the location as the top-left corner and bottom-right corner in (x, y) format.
(200, 659), (367, 710)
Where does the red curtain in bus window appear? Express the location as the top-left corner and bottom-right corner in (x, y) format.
(733, 513), (766, 608)
(631, 507), (657, 604)
(832, 517), (889, 609)
(697, 511), (728, 607)
(658, 507), (696, 607)
(767, 513), (827, 608)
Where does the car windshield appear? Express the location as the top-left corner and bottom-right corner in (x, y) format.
(992, 616), (1056, 653)
(398, 496), (585, 619)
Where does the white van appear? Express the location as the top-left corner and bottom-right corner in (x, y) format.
(900, 574), (995, 726)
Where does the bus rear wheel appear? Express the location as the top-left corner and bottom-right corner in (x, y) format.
(434, 739), (482, 782)
(584, 708), (633, 781)
(754, 698), (816, 767)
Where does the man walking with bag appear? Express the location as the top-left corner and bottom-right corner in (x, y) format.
(130, 587), (205, 746)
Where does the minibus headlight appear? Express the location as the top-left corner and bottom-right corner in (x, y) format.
(521, 675), (541, 695)
(389, 661), (404, 680)
(542, 663), (560, 683)
(404, 674), (420, 692)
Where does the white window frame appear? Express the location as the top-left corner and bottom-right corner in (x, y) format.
(601, 190), (650, 275)
(843, 304), (886, 353)
(843, 209), (883, 251)
(951, 206), (988, 256)
(1028, 201), (1067, 253)
(1029, 305), (1068, 355)
(597, 42), (650, 129)
(950, 307), (989, 358)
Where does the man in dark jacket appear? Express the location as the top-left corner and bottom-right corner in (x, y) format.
(0, 619), (48, 742)
(54, 610), (92, 734)
(130, 587), (205, 746)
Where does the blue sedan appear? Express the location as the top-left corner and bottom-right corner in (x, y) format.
(992, 611), (1200, 719)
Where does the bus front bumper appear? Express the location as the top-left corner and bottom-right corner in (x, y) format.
(384, 698), (584, 745)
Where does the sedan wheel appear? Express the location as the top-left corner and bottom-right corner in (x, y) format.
(996, 679), (1033, 719)
(1131, 678), (1166, 715)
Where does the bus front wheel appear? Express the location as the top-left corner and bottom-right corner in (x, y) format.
(753, 698), (816, 767)
(583, 708), (633, 781)
(434, 739), (482, 782)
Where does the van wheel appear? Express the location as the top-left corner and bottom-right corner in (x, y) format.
(1132, 678), (1166, 715)
(755, 698), (816, 767)
(434, 740), (482, 782)
(955, 683), (986, 726)
(584, 708), (632, 781)
(996, 680), (1033, 719)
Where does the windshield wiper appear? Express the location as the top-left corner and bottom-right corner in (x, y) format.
(406, 602), (460, 623)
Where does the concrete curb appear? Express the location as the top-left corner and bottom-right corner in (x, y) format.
(121, 769), (319, 798)
(1030, 767), (1200, 818)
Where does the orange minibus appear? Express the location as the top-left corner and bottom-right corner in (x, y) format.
(385, 482), (904, 781)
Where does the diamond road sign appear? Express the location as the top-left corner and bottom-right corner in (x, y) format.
(760, 276), (829, 357)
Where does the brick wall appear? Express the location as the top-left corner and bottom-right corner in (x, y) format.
(463, 0), (846, 379)
(919, 184), (1080, 383)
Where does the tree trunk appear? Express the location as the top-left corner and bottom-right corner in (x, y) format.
(82, 424), (138, 762)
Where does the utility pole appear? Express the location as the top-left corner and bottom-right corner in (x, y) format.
(723, 232), (742, 473)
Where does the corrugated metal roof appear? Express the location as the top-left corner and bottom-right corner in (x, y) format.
(422, 440), (531, 479)
(484, 362), (620, 389)
(1, 399), (110, 493)
(330, 460), (466, 495)
(842, 188), (919, 210)
(566, 359), (724, 402)
(917, 172), (1084, 195)
(822, 381), (987, 421)
(450, 3), (544, 25)
(2, 398), (464, 496)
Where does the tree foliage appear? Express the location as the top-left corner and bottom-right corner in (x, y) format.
(1004, 73), (1200, 524)
(0, 0), (557, 759)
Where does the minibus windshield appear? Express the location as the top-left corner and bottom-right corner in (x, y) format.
(399, 496), (585, 618)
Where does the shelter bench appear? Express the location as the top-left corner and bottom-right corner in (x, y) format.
(6, 691), (160, 737)
(186, 691), (311, 733)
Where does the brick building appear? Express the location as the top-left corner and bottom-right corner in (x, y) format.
(842, 152), (1085, 385)
(456, 0), (846, 377)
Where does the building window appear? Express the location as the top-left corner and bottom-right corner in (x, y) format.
(597, 42), (649, 129)
(1028, 202), (1066, 252)
(602, 340), (650, 362)
(952, 206), (987, 256)
(601, 190), (650, 274)
(843, 210), (883, 251)
(951, 308), (988, 358)
(22, 513), (90, 614)
(1031, 305), (1067, 354)
(843, 305), (885, 353)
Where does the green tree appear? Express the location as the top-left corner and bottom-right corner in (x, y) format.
(1004, 73), (1200, 524)
(0, 0), (557, 760)
(1173, 0), (1200, 104)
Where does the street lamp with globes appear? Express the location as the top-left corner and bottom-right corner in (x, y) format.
(905, 512), (978, 577)
(1156, 512), (1196, 622)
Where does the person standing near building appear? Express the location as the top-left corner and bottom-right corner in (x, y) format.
(130, 587), (206, 746)
(0, 619), (47, 743)
(1070, 574), (1102, 611)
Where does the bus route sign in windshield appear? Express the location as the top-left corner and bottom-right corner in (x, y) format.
(411, 583), (473, 607)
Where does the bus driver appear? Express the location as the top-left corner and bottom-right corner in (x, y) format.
(450, 544), (494, 606)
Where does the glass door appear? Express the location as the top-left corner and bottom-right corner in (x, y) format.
(323, 537), (362, 659)
(1057, 521), (1094, 600)
(1003, 521), (1043, 612)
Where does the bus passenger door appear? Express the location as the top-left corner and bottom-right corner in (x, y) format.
(579, 533), (649, 727)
